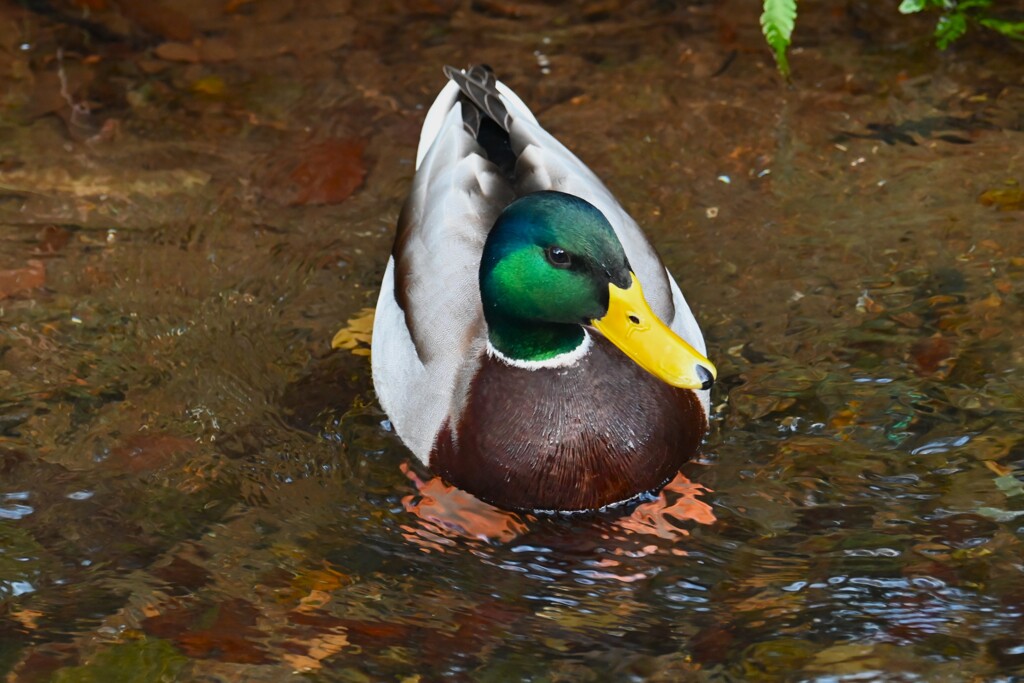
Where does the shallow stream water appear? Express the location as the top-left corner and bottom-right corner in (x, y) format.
(1, 1), (1024, 681)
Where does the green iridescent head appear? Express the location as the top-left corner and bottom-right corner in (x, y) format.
(479, 191), (631, 361)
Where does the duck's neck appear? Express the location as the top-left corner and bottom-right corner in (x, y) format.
(485, 314), (587, 363)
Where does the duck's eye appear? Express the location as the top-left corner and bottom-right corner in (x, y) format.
(546, 246), (571, 268)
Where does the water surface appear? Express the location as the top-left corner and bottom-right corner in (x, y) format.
(1, 1), (1023, 680)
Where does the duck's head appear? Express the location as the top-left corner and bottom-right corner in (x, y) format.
(479, 191), (716, 390)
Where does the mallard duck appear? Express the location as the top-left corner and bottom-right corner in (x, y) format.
(368, 65), (716, 513)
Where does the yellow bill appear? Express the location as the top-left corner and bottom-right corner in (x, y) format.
(592, 272), (716, 390)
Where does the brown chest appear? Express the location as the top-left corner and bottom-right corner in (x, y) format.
(431, 335), (706, 512)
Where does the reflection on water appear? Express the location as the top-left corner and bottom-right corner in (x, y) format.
(1, 0), (1023, 680)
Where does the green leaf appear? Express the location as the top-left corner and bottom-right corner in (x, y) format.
(0, 522), (47, 600)
(976, 506), (1024, 522)
(1, 640), (24, 681)
(979, 17), (1024, 40)
(761, 0), (798, 78)
(898, 0), (927, 14)
(49, 639), (187, 683)
(935, 12), (968, 48)
(994, 474), (1024, 497)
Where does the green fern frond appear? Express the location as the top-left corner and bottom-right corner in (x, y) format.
(979, 17), (1024, 41)
(935, 13), (969, 48)
(761, 0), (798, 78)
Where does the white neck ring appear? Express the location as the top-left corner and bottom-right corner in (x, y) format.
(486, 329), (593, 370)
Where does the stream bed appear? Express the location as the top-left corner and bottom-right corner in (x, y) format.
(1, 1), (1024, 680)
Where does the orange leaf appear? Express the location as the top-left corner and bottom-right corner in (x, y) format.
(400, 463), (529, 547)
(0, 260), (45, 299)
(910, 335), (955, 377)
(286, 139), (366, 206)
(115, 0), (194, 41)
(144, 599), (271, 664)
(108, 433), (196, 474)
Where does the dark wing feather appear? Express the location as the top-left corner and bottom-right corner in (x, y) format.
(443, 64), (513, 133)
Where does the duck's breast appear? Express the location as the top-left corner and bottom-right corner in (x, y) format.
(432, 335), (707, 512)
